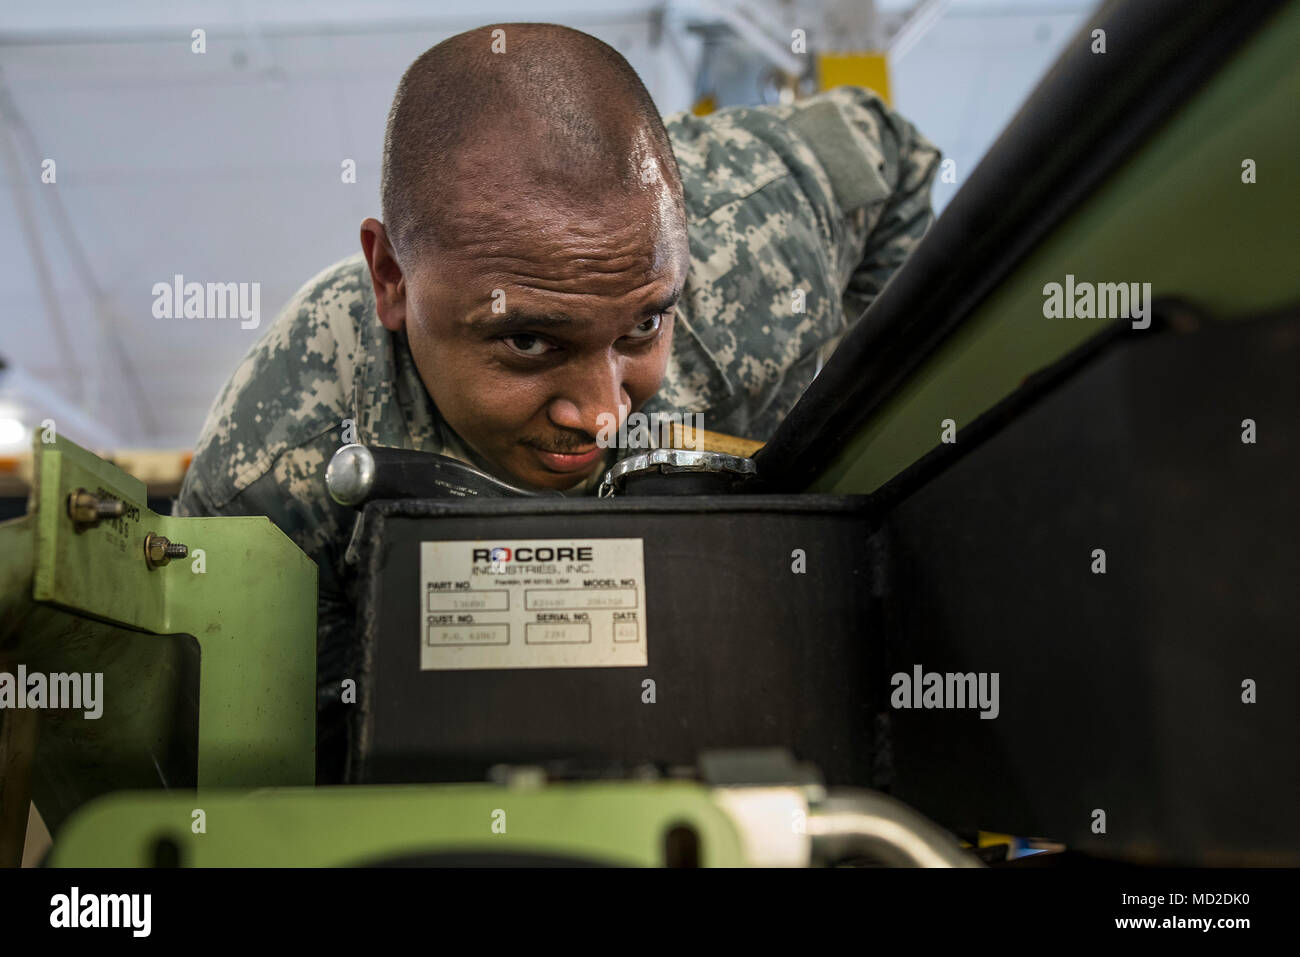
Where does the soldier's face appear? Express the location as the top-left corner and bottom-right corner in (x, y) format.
(392, 187), (689, 491)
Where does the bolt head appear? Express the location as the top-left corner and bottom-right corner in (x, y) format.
(144, 533), (171, 567)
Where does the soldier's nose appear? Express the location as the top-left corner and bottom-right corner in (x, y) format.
(547, 397), (622, 442)
(548, 370), (627, 440)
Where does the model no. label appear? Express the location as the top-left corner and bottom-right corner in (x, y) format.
(419, 538), (647, 670)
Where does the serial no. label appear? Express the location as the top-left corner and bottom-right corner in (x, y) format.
(419, 538), (647, 671)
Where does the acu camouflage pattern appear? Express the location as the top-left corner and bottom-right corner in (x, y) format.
(176, 85), (939, 757)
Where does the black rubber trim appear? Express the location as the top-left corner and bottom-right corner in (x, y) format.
(753, 0), (1288, 492)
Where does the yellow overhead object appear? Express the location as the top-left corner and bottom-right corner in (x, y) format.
(977, 831), (1015, 849)
(818, 51), (892, 104)
(691, 94), (718, 116)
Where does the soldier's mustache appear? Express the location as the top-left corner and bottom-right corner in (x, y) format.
(524, 433), (597, 454)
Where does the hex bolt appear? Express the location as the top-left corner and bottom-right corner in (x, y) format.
(67, 488), (126, 529)
(144, 532), (188, 569)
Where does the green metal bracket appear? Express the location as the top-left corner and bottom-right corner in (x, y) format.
(48, 782), (750, 867)
(0, 435), (316, 837)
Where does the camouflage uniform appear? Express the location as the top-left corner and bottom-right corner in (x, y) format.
(176, 86), (939, 777)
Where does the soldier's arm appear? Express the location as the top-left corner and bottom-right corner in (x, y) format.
(808, 86), (942, 324)
(173, 254), (365, 609)
(715, 86), (941, 439)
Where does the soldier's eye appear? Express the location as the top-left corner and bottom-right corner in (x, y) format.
(503, 334), (556, 357)
(626, 314), (663, 340)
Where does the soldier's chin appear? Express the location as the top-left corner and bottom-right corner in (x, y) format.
(529, 472), (591, 492)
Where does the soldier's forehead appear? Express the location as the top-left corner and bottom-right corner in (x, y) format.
(420, 189), (687, 284)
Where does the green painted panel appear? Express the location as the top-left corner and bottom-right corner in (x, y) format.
(814, 3), (1300, 494)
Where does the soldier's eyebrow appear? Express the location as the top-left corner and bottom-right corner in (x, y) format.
(646, 289), (682, 316)
(470, 290), (681, 337)
(470, 311), (576, 336)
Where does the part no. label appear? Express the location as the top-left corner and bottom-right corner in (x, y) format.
(419, 538), (647, 671)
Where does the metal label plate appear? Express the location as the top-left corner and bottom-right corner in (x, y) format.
(418, 538), (647, 670)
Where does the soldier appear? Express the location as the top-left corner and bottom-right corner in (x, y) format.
(176, 22), (940, 780)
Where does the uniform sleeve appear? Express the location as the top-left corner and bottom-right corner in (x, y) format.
(783, 85), (941, 326)
(673, 87), (939, 440)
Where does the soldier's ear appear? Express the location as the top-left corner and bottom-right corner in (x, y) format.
(360, 218), (407, 332)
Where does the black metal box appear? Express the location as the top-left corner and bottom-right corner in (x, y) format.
(349, 496), (883, 786)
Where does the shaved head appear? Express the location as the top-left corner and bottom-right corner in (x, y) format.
(381, 22), (685, 258)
